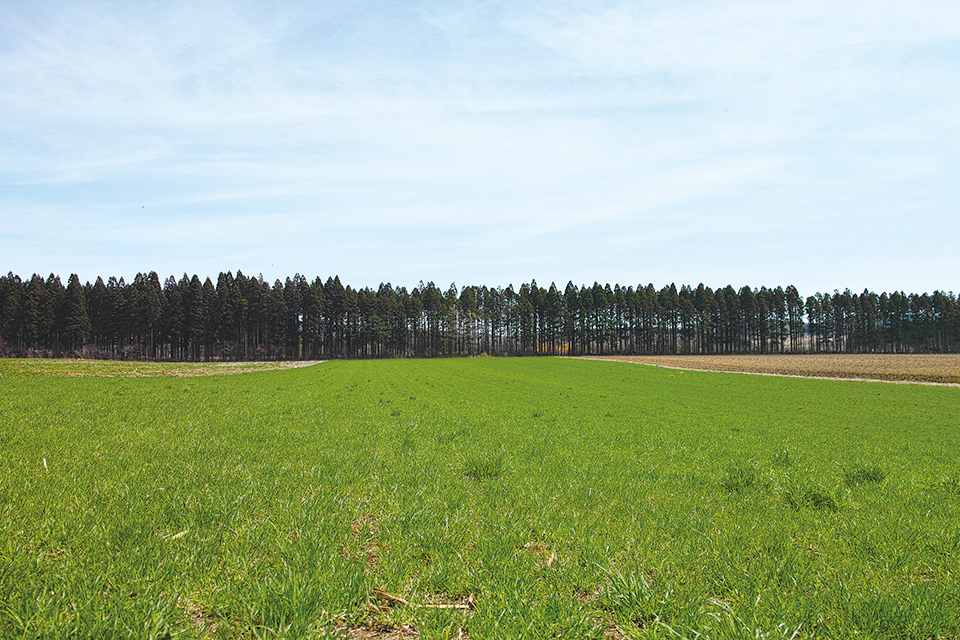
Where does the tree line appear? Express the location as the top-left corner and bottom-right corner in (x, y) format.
(0, 271), (957, 360)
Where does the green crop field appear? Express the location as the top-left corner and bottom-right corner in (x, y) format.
(1, 358), (958, 639)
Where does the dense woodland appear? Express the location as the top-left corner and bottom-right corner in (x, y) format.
(0, 271), (957, 360)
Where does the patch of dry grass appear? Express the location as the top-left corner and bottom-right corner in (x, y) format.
(0, 358), (324, 378)
(343, 623), (421, 639)
(578, 354), (960, 385)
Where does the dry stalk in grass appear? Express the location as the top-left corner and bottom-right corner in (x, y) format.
(423, 600), (473, 610)
(373, 588), (474, 610)
(373, 589), (410, 606)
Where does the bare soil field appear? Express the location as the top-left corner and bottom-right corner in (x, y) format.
(0, 359), (324, 378)
(577, 354), (960, 385)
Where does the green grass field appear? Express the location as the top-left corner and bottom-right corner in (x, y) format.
(1, 358), (958, 639)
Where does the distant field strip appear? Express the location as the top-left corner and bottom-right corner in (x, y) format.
(0, 358), (324, 377)
(580, 354), (960, 385)
(1, 357), (958, 638)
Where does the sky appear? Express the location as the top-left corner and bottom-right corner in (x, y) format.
(2, 0), (958, 296)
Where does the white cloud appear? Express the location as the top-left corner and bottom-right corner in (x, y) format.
(1, 0), (958, 292)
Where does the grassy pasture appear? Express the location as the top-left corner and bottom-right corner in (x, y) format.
(1, 357), (958, 639)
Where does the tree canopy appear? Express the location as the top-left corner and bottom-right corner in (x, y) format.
(1, 272), (956, 360)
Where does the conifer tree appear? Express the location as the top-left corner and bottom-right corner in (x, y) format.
(62, 274), (91, 353)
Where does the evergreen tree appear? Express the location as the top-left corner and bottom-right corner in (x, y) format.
(161, 276), (185, 360)
(0, 274), (24, 354)
(62, 274), (91, 353)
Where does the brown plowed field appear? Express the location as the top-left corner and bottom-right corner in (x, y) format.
(577, 354), (960, 385)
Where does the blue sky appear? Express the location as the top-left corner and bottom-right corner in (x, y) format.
(2, 0), (958, 296)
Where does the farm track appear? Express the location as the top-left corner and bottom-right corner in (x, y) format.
(577, 354), (960, 385)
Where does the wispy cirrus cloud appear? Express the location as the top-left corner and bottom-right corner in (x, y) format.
(1, 0), (958, 292)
